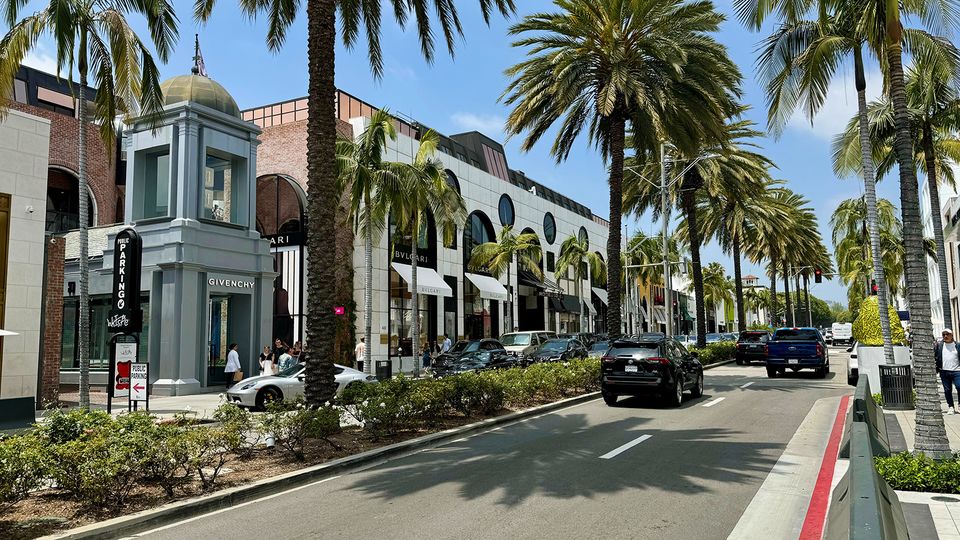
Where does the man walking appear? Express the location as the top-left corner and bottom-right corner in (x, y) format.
(441, 334), (452, 354)
(936, 329), (960, 414)
(355, 337), (366, 370)
(224, 343), (241, 389)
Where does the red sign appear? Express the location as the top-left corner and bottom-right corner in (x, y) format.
(334, 306), (346, 316)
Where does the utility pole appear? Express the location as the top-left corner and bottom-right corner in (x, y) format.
(661, 142), (673, 337)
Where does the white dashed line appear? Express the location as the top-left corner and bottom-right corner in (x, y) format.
(703, 397), (726, 407)
(599, 434), (652, 459)
(740, 382), (755, 389)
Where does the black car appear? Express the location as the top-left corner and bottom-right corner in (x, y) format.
(431, 347), (520, 378)
(529, 338), (588, 363)
(435, 339), (504, 367)
(587, 340), (611, 359)
(736, 331), (771, 365)
(600, 336), (703, 407)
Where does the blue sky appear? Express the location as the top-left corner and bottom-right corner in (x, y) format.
(11, 0), (909, 304)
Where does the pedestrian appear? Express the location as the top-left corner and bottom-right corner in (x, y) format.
(260, 345), (276, 376)
(291, 341), (302, 363)
(272, 338), (287, 360)
(277, 348), (294, 372)
(937, 329), (960, 414)
(224, 343), (242, 389)
(355, 337), (366, 370)
(441, 334), (452, 354)
(421, 346), (432, 369)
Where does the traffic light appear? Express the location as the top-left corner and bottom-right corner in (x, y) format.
(814, 269), (822, 283)
(871, 279), (878, 295)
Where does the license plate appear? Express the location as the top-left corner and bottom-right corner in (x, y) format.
(624, 365), (638, 373)
(788, 359), (799, 365)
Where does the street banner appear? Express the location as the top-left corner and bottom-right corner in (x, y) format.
(112, 342), (136, 398)
(107, 228), (143, 333)
(130, 363), (148, 402)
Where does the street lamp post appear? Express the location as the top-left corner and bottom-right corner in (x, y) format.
(661, 142), (673, 337)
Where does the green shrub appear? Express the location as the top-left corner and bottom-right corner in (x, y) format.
(48, 429), (148, 506)
(213, 404), (259, 458)
(876, 452), (960, 493)
(446, 372), (505, 415)
(140, 423), (192, 496)
(0, 434), (47, 507)
(260, 398), (342, 460)
(37, 408), (113, 445)
(854, 296), (907, 345)
(182, 427), (233, 490)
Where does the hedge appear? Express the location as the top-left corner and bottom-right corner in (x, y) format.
(687, 341), (737, 365)
(876, 452), (960, 493)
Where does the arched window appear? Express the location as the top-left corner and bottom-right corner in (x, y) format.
(463, 211), (498, 339)
(498, 194), (515, 227)
(445, 169), (461, 194)
(46, 168), (95, 233)
(543, 212), (556, 245)
(463, 211), (495, 268)
(578, 226), (589, 248)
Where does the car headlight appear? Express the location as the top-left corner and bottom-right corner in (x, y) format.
(240, 382), (257, 390)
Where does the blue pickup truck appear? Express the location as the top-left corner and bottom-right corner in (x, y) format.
(765, 327), (830, 378)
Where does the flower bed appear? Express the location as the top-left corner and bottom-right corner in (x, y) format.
(0, 358), (600, 539)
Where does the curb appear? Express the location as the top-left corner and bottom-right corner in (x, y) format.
(46, 391), (600, 540)
(704, 358), (737, 370)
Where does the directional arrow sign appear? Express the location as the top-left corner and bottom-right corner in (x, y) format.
(130, 363), (148, 402)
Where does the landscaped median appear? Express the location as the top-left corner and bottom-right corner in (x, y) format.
(0, 358), (601, 539)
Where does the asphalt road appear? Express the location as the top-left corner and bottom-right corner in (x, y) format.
(139, 347), (852, 540)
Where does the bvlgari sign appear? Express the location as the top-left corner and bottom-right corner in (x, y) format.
(107, 228), (143, 333)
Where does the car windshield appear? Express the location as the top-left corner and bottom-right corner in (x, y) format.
(499, 334), (531, 346)
(705, 333), (723, 343)
(279, 363), (305, 378)
(607, 343), (660, 358)
(450, 341), (480, 354)
(589, 342), (609, 352)
(540, 340), (568, 352)
(773, 329), (821, 341)
(739, 333), (767, 343)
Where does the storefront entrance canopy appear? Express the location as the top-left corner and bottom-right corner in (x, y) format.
(550, 294), (581, 314)
(584, 300), (597, 315)
(518, 270), (563, 297)
(464, 272), (509, 301)
(652, 306), (667, 325)
(391, 262), (453, 297)
(592, 288), (608, 305)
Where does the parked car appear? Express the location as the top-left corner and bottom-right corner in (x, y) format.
(431, 346), (520, 378)
(600, 336), (704, 407)
(847, 341), (859, 386)
(736, 331), (770, 365)
(499, 331), (557, 358)
(722, 333), (738, 342)
(765, 327), (830, 378)
(705, 333), (725, 344)
(226, 363), (377, 410)
(831, 322), (853, 346)
(556, 333), (595, 347)
(529, 338), (588, 363)
(825, 329), (834, 344)
(435, 339), (505, 367)
(587, 340), (611, 359)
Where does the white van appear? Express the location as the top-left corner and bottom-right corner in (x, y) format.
(831, 322), (853, 346)
(499, 331), (557, 358)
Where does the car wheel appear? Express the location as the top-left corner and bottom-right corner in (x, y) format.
(602, 391), (618, 406)
(690, 371), (704, 398)
(665, 377), (683, 407)
(766, 367), (777, 378)
(255, 387), (282, 411)
(817, 366), (827, 379)
(736, 358), (744, 366)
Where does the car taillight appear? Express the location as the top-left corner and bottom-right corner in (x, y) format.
(764, 344), (769, 354)
(650, 357), (670, 365)
(602, 356), (615, 363)
(816, 343), (824, 357)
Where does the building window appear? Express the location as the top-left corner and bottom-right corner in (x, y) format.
(12, 78), (27, 103)
(62, 294), (150, 370)
(445, 170), (460, 194)
(546, 252), (555, 273)
(543, 212), (556, 244)
(578, 226), (589, 248)
(498, 194), (515, 227)
(140, 151), (170, 219)
(388, 270), (432, 357)
(203, 151), (246, 225)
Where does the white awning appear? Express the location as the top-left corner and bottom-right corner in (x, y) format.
(391, 263), (453, 297)
(592, 288), (608, 305)
(584, 300), (597, 315)
(638, 306), (649, 323)
(464, 272), (509, 301)
(653, 306), (667, 325)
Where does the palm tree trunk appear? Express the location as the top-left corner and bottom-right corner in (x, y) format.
(606, 113), (625, 340)
(769, 257), (778, 327)
(804, 274), (812, 326)
(733, 236), (746, 333)
(364, 192), (373, 374)
(922, 122), (952, 331)
(783, 264), (793, 326)
(78, 59), (90, 410)
(682, 184), (707, 348)
(304, 0), (338, 405)
(411, 216), (420, 377)
(887, 38), (950, 457)
(855, 46), (896, 366)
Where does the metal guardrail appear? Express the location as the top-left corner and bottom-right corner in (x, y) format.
(827, 377), (908, 539)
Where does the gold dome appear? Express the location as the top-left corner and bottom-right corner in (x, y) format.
(159, 74), (240, 118)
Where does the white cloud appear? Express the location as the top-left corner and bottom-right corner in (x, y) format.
(786, 67), (883, 141)
(21, 43), (59, 76)
(451, 112), (506, 135)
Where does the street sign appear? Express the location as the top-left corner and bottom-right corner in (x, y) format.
(112, 342), (136, 398)
(107, 228), (143, 333)
(130, 363), (148, 402)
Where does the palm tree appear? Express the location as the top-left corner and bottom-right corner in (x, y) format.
(468, 225), (544, 332)
(556, 235), (606, 333)
(0, 0), (177, 409)
(502, 0), (739, 340)
(392, 130), (465, 376)
(831, 197), (905, 298)
(335, 110), (407, 374)
(832, 55), (960, 331)
(693, 262), (733, 331)
(197, 0), (514, 406)
(744, 287), (769, 325)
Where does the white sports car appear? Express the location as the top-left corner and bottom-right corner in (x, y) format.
(226, 363), (377, 410)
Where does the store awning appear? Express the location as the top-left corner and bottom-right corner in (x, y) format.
(592, 288), (608, 305)
(518, 270), (563, 297)
(653, 306), (667, 325)
(584, 300), (597, 315)
(550, 294), (582, 314)
(638, 306), (649, 323)
(464, 272), (509, 301)
(391, 263), (453, 297)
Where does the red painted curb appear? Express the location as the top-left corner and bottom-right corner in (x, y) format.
(799, 394), (851, 540)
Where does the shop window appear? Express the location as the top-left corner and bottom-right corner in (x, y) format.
(140, 151), (170, 219)
(61, 294), (150, 370)
(203, 151), (247, 226)
(388, 269), (432, 357)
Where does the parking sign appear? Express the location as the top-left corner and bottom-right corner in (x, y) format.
(130, 363), (148, 402)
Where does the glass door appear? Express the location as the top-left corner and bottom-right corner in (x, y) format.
(208, 295), (231, 386)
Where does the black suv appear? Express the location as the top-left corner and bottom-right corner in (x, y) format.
(736, 331), (770, 365)
(600, 335), (703, 407)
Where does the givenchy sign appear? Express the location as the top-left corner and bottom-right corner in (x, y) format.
(107, 228), (143, 333)
(208, 277), (256, 289)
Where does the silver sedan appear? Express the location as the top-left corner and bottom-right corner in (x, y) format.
(226, 363), (376, 410)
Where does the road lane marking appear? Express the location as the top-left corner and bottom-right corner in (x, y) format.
(599, 434), (652, 459)
(703, 397), (726, 407)
(740, 382), (755, 389)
